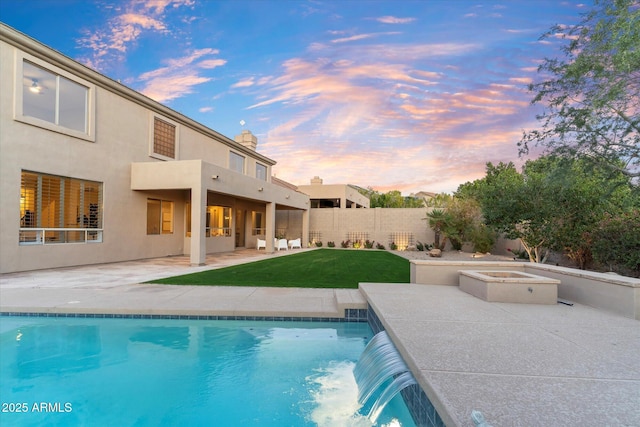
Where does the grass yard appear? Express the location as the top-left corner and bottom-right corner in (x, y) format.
(147, 249), (410, 289)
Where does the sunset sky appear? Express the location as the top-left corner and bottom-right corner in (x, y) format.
(0, 0), (592, 194)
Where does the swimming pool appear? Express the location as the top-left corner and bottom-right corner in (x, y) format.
(0, 316), (416, 426)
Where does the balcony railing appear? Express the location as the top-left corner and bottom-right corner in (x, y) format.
(205, 227), (232, 237)
(19, 228), (103, 245)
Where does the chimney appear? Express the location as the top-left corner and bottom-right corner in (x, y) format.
(235, 130), (257, 151)
(311, 176), (323, 185)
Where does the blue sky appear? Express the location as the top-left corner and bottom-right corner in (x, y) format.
(0, 0), (591, 194)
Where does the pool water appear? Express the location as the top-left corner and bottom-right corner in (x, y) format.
(0, 316), (416, 426)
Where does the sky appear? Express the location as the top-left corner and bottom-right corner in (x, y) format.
(0, 0), (592, 194)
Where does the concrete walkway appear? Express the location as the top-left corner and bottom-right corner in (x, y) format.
(0, 249), (366, 318)
(1, 251), (639, 426)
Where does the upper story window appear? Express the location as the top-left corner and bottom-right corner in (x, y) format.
(256, 163), (267, 181)
(16, 56), (95, 141)
(151, 116), (178, 160)
(229, 151), (245, 174)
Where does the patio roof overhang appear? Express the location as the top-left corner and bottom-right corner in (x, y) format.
(131, 160), (310, 265)
(131, 160), (309, 210)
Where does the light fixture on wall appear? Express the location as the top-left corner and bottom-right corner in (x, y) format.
(258, 187), (264, 192)
(29, 79), (41, 93)
(285, 195), (290, 199)
(211, 175), (219, 180)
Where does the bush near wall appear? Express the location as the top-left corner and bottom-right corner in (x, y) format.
(591, 209), (640, 277)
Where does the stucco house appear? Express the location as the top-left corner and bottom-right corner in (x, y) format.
(0, 23), (309, 274)
(297, 176), (370, 209)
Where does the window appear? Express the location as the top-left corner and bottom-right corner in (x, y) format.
(251, 211), (265, 235)
(147, 199), (173, 235)
(19, 171), (103, 244)
(20, 60), (91, 137)
(184, 203), (231, 237)
(152, 117), (176, 159)
(206, 206), (232, 237)
(229, 152), (245, 174)
(256, 163), (267, 181)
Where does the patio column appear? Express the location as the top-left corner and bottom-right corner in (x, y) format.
(265, 202), (275, 253)
(302, 208), (310, 248)
(190, 186), (207, 266)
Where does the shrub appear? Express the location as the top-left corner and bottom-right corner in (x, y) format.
(376, 242), (385, 250)
(315, 241), (323, 247)
(353, 240), (362, 249)
(364, 239), (375, 249)
(508, 248), (529, 260)
(327, 241), (335, 247)
(416, 241), (432, 251)
(389, 242), (398, 250)
(341, 240), (351, 248)
(591, 209), (640, 277)
(470, 223), (496, 253)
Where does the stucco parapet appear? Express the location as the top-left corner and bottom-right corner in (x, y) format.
(410, 260), (525, 268)
(525, 263), (640, 288)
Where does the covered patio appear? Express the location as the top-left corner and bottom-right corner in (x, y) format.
(131, 159), (309, 266)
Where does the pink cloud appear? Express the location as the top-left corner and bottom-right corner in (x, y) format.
(375, 16), (416, 24)
(76, 0), (196, 71)
(331, 32), (401, 44)
(231, 78), (256, 89)
(247, 46), (538, 194)
(137, 49), (225, 103)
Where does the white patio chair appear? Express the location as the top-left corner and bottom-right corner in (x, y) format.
(256, 238), (266, 250)
(277, 238), (288, 251)
(288, 238), (301, 249)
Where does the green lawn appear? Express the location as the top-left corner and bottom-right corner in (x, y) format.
(147, 249), (410, 289)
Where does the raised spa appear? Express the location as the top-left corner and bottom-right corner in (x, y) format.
(458, 270), (560, 304)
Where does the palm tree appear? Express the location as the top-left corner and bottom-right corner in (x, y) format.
(426, 209), (448, 250)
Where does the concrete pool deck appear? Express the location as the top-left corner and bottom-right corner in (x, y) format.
(1, 250), (639, 426)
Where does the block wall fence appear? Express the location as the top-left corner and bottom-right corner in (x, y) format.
(278, 208), (435, 249)
(277, 207), (521, 254)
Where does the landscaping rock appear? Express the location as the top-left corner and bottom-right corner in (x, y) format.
(428, 248), (442, 257)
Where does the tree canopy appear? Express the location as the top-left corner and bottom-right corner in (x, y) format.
(519, 0), (640, 183)
(458, 155), (637, 265)
(358, 188), (425, 208)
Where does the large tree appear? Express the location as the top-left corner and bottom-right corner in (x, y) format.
(519, 0), (640, 182)
(464, 156), (636, 265)
(469, 162), (555, 263)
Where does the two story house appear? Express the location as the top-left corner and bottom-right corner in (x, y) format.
(0, 23), (309, 274)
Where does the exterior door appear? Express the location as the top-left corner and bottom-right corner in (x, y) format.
(235, 209), (245, 247)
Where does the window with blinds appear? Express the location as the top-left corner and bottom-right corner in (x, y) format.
(206, 206), (232, 237)
(184, 203), (232, 237)
(20, 171), (103, 244)
(147, 199), (174, 235)
(153, 117), (176, 159)
(252, 211), (264, 235)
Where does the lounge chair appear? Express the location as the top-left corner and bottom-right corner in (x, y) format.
(288, 238), (301, 249)
(277, 238), (288, 251)
(256, 238), (266, 250)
